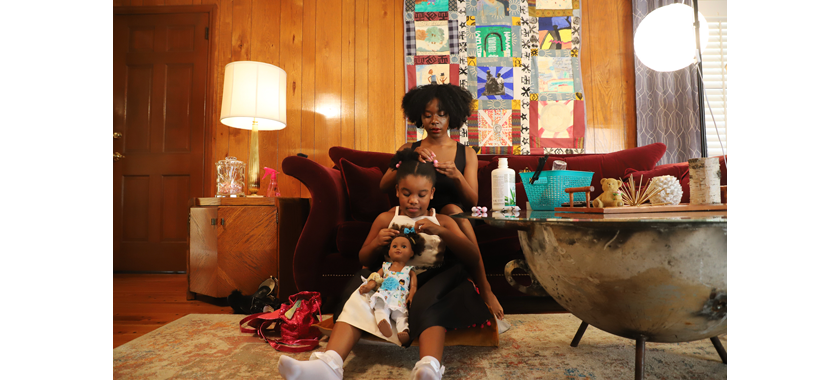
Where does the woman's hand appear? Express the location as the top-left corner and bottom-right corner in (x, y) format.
(413, 146), (436, 163)
(434, 161), (461, 179)
(414, 219), (445, 236)
(375, 228), (399, 246)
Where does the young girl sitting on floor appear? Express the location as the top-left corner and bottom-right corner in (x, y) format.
(277, 149), (500, 380)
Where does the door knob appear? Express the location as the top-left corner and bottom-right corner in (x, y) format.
(114, 132), (123, 139)
(114, 152), (126, 161)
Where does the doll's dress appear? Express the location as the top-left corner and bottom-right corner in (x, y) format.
(369, 262), (413, 313)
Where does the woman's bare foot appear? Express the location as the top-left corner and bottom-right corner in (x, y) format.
(482, 291), (504, 320)
(398, 330), (410, 345)
(377, 319), (393, 337)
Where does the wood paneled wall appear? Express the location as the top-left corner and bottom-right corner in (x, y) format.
(114, 0), (636, 198)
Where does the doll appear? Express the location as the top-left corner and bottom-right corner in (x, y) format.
(358, 227), (423, 345)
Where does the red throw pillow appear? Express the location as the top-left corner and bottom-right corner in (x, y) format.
(337, 158), (391, 222)
(623, 162), (689, 184)
(330, 146), (394, 173)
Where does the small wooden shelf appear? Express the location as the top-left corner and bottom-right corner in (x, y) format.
(193, 197), (278, 207)
(555, 203), (727, 214)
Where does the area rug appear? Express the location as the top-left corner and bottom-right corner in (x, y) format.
(113, 313), (726, 379)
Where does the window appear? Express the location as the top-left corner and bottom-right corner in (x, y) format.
(702, 17), (727, 157)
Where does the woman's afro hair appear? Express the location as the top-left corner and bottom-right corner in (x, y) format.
(402, 84), (473, 130)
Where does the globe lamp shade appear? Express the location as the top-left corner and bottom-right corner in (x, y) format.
(634, 3), (709, 72)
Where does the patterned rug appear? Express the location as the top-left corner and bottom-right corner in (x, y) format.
(113, 313), (726, 379)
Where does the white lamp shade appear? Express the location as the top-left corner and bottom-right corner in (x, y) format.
(220, 61), (287, 130)
(634, 3), (709, 72)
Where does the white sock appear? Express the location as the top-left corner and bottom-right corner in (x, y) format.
(409, 356), (445, 380)
(277, 350), (343, 380)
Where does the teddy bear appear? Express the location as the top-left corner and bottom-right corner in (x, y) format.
(591, 178), (625, 208)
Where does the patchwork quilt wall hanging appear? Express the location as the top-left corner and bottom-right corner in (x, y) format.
(404, 0), (587, 154)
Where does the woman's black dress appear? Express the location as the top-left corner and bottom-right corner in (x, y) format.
(411, 140), (467, 213)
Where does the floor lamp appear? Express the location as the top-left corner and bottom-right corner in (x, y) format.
(634, 2), (724, 160)
(630, 3), (728, 378)
(220, 61), (287, 196)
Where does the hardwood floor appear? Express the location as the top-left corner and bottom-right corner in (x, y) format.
(113, 274), (232, 348)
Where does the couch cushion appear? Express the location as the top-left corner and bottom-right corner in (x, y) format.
(336, 221), (373, 259)
(330, 146), (394, 173)
(338, 159), (392, 222)
(562, 143), (666, 196)
(623, 162), (689, 184)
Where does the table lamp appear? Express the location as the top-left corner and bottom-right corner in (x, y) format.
(220, 61), (287, 196)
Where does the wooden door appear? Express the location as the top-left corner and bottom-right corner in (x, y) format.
(114, 10), (210, 272)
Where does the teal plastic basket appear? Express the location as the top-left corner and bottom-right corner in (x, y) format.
(519, 170), (595, 210)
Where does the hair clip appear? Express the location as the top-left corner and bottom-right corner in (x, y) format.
(403, 227), (415, 234)
(396, 161), (402, 168)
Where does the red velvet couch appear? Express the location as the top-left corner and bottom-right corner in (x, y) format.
(281, 143), (727, 310)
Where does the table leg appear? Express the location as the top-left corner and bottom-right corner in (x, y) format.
(710, 336), (727, 364)
(635, 336), (646, 380)
(570, 321), (588, 347)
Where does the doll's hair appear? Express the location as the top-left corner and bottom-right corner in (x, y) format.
(388, 148), (437, 185)
(402, 84), (473, 130)
(380, 224), (425, 260)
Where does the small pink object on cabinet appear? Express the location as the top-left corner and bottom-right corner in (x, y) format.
(262, 167), (281, 197)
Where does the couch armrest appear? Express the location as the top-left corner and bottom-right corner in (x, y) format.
(282, 156), (348, 293)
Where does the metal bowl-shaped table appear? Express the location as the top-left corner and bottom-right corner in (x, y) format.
(456, 210), (727, 380)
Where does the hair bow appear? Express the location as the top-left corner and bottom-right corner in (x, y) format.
(403, 227), (415, 234)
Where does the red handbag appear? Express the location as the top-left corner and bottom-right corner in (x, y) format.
(239, 291), (323, 352)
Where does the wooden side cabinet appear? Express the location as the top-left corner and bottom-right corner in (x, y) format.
(187, 197), (309, 300)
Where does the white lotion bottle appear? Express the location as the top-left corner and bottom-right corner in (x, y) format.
(492, 158), (516, 211)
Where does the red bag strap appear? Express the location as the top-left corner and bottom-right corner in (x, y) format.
(238, 312), (268, 334)
(256, 320), (320, 352)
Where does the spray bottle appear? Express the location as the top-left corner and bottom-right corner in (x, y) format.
(262, 167), (280, 197)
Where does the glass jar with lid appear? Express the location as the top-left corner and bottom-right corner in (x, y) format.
(216, 157), (246, 197)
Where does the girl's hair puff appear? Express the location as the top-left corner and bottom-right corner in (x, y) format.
(388, 148), (436, 185)
(402, 84), (473, 130)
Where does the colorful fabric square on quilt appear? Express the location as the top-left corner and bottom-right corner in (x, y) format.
(404, 0), (586, 154)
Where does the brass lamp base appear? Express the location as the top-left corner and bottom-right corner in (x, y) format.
(247, 119), (263, 196)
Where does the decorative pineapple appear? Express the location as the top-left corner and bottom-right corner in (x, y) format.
(648, 175), (683, 205)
